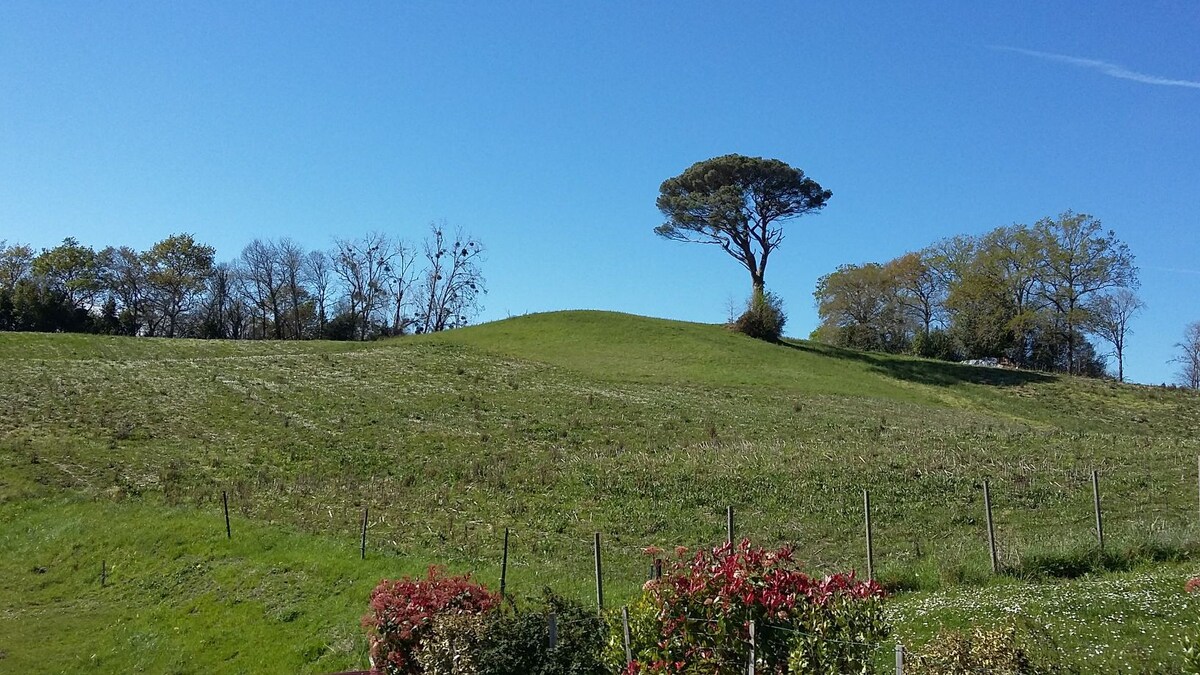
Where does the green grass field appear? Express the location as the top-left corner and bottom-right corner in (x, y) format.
(3, 311), (1199, 672)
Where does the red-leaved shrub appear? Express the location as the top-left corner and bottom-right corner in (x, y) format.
(363, 566), (499, 675)
(622, 540), (887, 674)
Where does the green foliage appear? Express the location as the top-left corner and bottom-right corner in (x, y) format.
(907, 622), (1077, 675)
(602, 598), (658, 673)
(814, 261), (912, 352)
(1182, 633), (1200, 675)
(477, 592), (607, 675)
(818, 212), (1139, 377)
(731, 290), (786, 342)
(912, 329), (959, 361)
(412, 591), (607, 675)
(143, 233), (217, 337)
(3, 278), (95, 332)
(1008, 533), (1200, 581)
(0, 240), (35, 291)
(656, 154), (830, 294)
(323, 310), (367, 340)
(31, 236), (102, 309)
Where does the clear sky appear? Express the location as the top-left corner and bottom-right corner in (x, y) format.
(2, 1), (1197, 384)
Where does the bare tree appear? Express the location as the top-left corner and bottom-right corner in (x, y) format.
(387, 243), (419, 335)
(331, 232), (401, 340)
(415, 224), (485, 333)
(303, 250), (332, 336)
(98, 245), (147, 335)
(1091, 288), (1144, 382)
(1175, 322), (1200, 389)
(277, 238), (307, 339)
(198, 262), (247, 339)
(241, 239), (283, 339)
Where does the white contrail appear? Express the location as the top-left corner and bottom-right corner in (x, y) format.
(993, 46), (1200, 90)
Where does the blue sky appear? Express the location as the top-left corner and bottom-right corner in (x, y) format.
(2, 1), (1197, 384)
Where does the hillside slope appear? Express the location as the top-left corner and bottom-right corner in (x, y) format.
(2, 311), (1199, 672)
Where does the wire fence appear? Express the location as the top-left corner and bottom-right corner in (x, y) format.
(90, 456), (1200, 674)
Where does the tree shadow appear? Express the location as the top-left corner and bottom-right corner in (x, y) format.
(779, 339), (1055, 387)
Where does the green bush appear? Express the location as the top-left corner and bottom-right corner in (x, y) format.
(907, 621), (1077, 675)
(912, 329), (959, 361)
(411, 590), (607, 675)
(480, 591), (607, 675)
(732, 291), (787, 342)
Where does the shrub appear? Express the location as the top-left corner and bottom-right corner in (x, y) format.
(476, 591), (607, 675)
(402, 589), (607, 675)
(732, 291), (787, 342)
(618, 540), (887, 674)
(364, 566), (499, 675)
(416, 614), (488, 675)
(907, 622), (1077, 675)
(912, 329), (959, 361)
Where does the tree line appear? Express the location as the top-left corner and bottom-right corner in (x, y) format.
(812, 211), (1145, 380)
(0, 223), (485, 341)
(645, 154), (1195, 386)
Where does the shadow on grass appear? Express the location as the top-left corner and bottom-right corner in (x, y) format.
(880, 538), (1200, 594)
(1005, 539), (1200, 582)
(780, 339), (1055, 388)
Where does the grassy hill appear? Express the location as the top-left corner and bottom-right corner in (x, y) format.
(3, 311), (1199, 672)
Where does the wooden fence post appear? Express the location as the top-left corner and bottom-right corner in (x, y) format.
(360, 507), (369, 560)
(500, 527), (509, 603)
(863, 489), (874, 581)
(727, 505), (734, 545)
(621, 605), (633, 666)
(548, 612), (557, 648)
(223, 491), (231, 539)
(896, 642), (905, 674)
(1092, 470), (1104, 550)
(984, 480), (998, 574)
(594, 532), (604, 613)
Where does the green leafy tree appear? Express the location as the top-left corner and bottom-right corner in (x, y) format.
(144, 233), (216, 337)
(6, 278), (90, 332)
(0, 241), (36, 292)
(32, 237), (101, 310)
(890, 250), (946, 338)
(1035, 211), (1138, 374)
(945, 225), (1046, 364)
(814, 262), (911, 351)
(656, 154), (831, 300)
